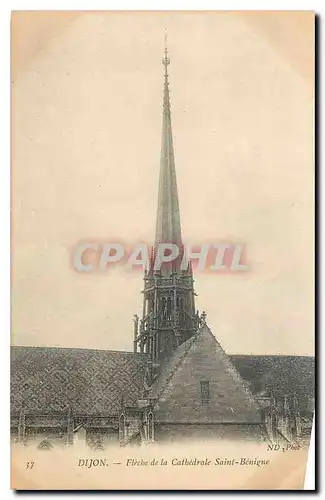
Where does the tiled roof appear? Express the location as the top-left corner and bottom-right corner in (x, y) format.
(10, 344), (315, 418)
(11, 346), (147, 416)
(230, 354), (315, 413)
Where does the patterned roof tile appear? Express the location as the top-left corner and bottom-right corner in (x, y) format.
(11, 346), (147, 416)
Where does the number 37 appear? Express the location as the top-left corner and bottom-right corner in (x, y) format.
(25, 461), (35, 469)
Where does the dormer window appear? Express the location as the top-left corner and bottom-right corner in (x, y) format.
(200, 381), (210, 404)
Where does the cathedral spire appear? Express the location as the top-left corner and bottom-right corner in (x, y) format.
(155, 29), (182, 252)
(135, 33), (198, 368)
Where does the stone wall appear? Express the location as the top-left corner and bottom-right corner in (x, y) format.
(154, 423), (263, 443)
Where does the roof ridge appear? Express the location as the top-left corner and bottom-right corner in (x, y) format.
(207, 329), (258, 404)
(229, 354), (315, 358)
(11, 345), (148, 355)
(200, 325), (260, 404)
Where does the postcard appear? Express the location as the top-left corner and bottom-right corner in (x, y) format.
(11, 10), (315, 490)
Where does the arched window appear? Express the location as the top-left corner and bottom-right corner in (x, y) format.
(93, 440), (104, 452)
(148, 412), (154, 442)
(270, 412), (277, 440)
(162, 297), (167, 325)
(38, 438), (53, 451)
(119, 414), (126, 442)
(167, 297), (172, 324)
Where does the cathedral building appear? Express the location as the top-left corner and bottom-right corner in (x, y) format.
(11, 40), (314, 450)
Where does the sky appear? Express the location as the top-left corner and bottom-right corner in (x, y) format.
(12, 11), (314, 355)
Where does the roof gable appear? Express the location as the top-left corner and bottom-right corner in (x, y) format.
(151, 325), (261, 424)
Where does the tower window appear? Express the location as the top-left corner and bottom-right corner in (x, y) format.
(200, 381), (210, 404)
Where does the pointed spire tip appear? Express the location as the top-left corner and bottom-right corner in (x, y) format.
(162, 28), (170, 66)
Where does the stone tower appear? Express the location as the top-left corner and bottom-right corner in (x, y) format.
(133, 32), (200, 383)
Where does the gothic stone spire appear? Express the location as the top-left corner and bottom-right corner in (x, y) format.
(155, 29), (182, 253)
(134, 33), (199, 374)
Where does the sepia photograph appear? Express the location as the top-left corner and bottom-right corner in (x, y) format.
(10, 10), (315, 490)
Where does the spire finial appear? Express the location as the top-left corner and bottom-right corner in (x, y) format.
(162, 28), (170, 67)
